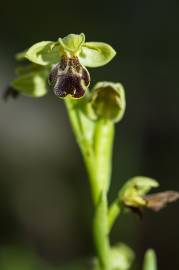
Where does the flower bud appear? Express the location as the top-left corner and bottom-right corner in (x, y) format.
(49, 55), (90, 98)
(90, 82), (125, 123)
(93, 243), (134, 270)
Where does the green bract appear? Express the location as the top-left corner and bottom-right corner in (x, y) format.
(90, 81), (126, 123)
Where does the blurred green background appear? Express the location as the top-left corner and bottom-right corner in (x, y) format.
(0, 0), (179, 269)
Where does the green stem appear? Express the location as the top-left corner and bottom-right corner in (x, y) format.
(65, 100), (114, 270)
(93, 192), (111, 270)
(65, 98), (99, 203)
(65, 98), (84, 150)
(90, 119), (114, 270)
(93, 119), (114, 194)
(108, 200), (121, 232)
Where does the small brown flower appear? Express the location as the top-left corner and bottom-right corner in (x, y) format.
(144, 191), (179, 211)
(49, 55), (90, 98)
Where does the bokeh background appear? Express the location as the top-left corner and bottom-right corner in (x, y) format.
(0, 0), (179, 269)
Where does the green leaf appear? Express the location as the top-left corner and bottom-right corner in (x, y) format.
(143, 249), (157, 270)
(11, 71), (48, 97)
(79, 42), (116, 67)
(58, 33), (85, 53)
(25, 41), (61, 66)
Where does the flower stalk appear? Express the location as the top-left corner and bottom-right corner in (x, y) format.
(8, 32), (179, 270)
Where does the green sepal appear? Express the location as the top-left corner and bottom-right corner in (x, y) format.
(15, 63), (49, 76)
(143, 249), (157, 270)
(119, 177), (159, 208)
(58, 33), (85, 53)
(79, 42), (116, 67)
(25, 41), (61, 66)
(89, 81), (126, 123)
(15, 50), (27, 61)
(11, 70), (48, 97)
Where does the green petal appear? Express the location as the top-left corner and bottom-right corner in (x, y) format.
(11, 71), (48, 97)
(58, 33), (85, 53)
(79, 42), (116, 67)
(25, 41), (61, 66)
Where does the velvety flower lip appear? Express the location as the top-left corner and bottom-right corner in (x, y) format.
(49, 55), (90, 98)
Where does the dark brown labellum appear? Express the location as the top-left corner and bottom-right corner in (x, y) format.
(49, 55), (90, 98)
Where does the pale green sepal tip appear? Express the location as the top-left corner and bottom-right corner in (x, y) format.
(143, 249), (157, 270)
(79, 42), (116, 67)
(133, 177), (159, 194)
(15, 50), (27, 61)
(58, 33), (85, 53)
(11, 71), (47, 97)
(25, 41), (61, 66)
(120, 177), (159, 196)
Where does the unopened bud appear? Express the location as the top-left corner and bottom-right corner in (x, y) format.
(90, 82), (125, 123)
